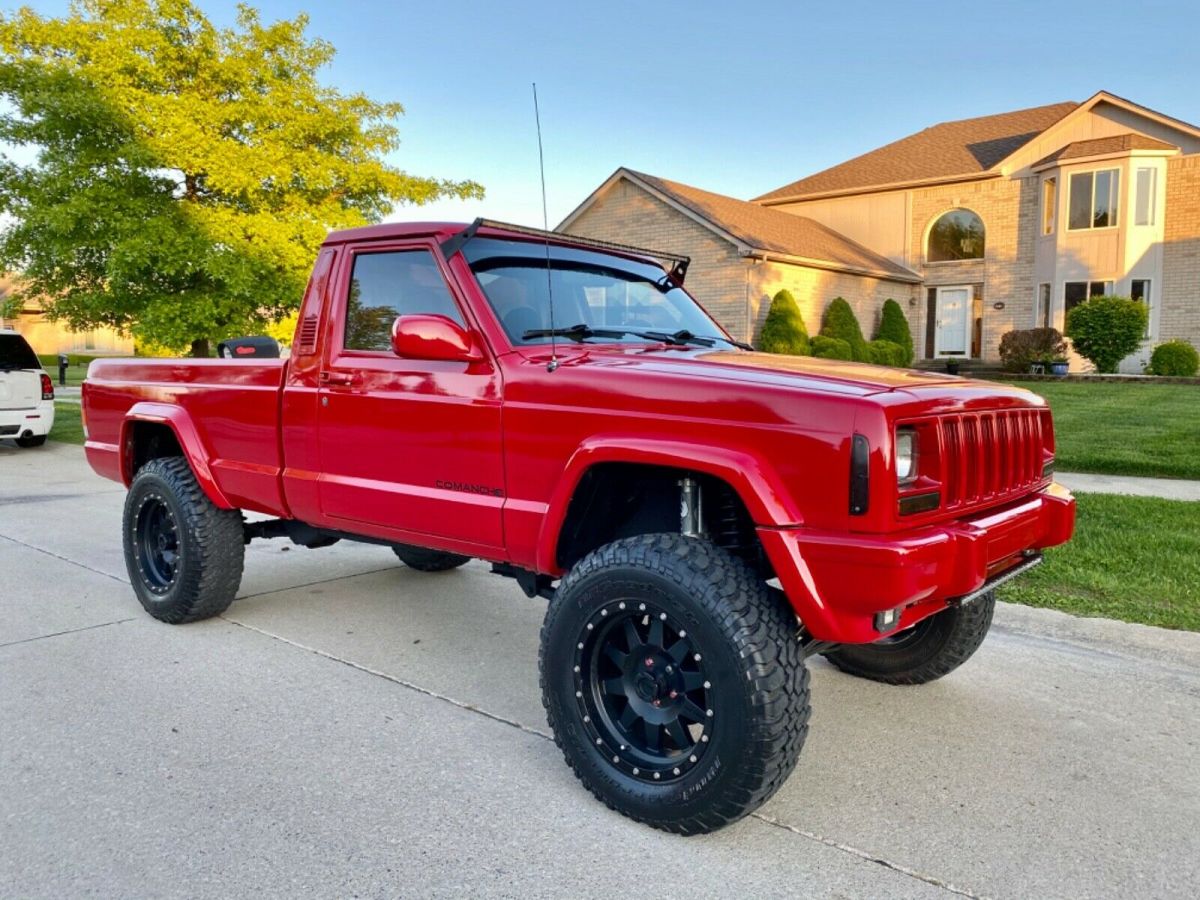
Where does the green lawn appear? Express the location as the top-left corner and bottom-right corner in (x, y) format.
(1017, 381), (1200, 480)
(999, 492), (1200, 631)
(50, 401), (85, 444)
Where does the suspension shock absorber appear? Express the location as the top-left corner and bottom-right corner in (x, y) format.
(679, 476), (703, 538)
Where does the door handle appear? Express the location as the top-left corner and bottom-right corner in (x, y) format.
(319, 371), (362, 387)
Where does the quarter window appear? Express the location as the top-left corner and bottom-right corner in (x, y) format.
(1134, 167), (1156, 226)
(343, 250), (463, 352)
(1068, 169), (1119, 230)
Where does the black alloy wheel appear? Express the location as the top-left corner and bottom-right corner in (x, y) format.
(576, 600), (713, 782)
(133, 492), (181, 594)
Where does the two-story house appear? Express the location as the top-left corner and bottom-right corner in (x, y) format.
(561, 91), (1200, 371)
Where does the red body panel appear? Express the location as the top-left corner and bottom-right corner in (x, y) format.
(82, 221), (1076, 643)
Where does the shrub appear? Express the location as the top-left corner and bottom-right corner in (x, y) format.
(997, 327), (1068, 373)
(757, 289), (810, 355)
(811, 335), (853, 360)
(1148, 340), (1200, 377)
(874, 299), (914, 366)
(1065, 296), (1148, 374)
(820, 297), (869, 361)
(867, 339), (907, 367)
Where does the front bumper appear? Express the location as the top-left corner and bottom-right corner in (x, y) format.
(758, 482), (1076, 644)
(0, 402), (55, 439)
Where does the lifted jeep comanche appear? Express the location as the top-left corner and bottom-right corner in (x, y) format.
(82, 219), (1075, 834)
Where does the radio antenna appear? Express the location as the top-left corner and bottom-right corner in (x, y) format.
(532, 82), (558, 372)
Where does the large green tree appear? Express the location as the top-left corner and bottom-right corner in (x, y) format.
(0, 0), (482, 355)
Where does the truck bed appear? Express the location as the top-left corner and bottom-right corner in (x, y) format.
(83, 358), (288, 516)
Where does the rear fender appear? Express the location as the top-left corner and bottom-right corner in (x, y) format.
(119, 402), (233, 509)
(535, 437), (803, 574)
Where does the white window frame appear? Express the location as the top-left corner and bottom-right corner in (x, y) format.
(1134, 167), (1157, 226)
(1041, 177), (1057, 235)
(1067, 168), (1120, 232)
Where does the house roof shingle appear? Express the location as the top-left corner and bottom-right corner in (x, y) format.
(1032, 133), (1178, 168)
(622, 170), (918, 281)
(755, 101), (1080, 203)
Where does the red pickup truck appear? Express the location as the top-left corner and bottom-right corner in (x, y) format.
(82, 219), (1075, 834)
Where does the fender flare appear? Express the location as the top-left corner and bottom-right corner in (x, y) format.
(535, 436), (804, 573)
(119, 402), (233, 509)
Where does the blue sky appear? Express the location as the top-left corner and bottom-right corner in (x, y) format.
(12, 0), (1200, 227)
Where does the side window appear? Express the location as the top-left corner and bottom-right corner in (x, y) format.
(344, 249), (463, 351)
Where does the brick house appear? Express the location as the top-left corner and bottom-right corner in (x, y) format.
(561, 91), (1200, 371)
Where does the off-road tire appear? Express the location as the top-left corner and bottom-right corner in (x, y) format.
(824, 592), (996, 685)
(16, 434), (46, 448)
(540, 533), (810, 835)
(122, 456), (245, 623)
(391, 544), (471, 572)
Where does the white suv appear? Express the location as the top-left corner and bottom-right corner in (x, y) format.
(0, 330), (55, 448)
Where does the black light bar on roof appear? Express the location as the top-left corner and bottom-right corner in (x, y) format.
(440, 217), (691, 283)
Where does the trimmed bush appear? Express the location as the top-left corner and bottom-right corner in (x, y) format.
(1148, 340), (1199, 377)
(811, 335), (853, 360)
(867, 339), (907, 367)
(1065, 296), (1148, 374)
(757, 289), (810, 355)
(820, 297), (869, 362)
(997, 327), (1068, 373)
(874, 299), (914, 366)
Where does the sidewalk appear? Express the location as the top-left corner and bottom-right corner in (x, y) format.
(1057, 471), (1200, 501)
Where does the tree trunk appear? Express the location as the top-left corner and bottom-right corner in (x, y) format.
(190, 338), (210, 358)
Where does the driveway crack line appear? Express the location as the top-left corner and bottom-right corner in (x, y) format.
(0, 532), (128, 583)
(235, 567), (400, 601)
(0, 617), (136, 649)
(223, 617), (554, 740)
(751, 812), (990, 898)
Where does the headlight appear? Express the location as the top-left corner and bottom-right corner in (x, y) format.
(896, 428), (918, 484)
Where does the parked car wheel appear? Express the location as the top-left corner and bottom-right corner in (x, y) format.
(540, 533), (810, 834)
(391, 544), (471, 572)
(824, 592), (996, 685)
(15, 434), (47, 448)
(122, 456), (245, 623)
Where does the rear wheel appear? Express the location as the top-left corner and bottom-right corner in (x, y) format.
(540, 533), (810, 834)
(16, 434), (46, 448)
(122, 457), (245, 623)
(824, 592), (996, 685)
(391, 544), (470, 572)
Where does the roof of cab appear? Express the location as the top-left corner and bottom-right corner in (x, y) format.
(322, 221), (466, 245)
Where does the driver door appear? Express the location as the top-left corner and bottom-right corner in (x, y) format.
(315, 241), (504, 552)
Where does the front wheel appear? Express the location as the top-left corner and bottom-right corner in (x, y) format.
(122, 457), (245, 623)
(824, 592), (996, 685)
(540, 533), (810, 834)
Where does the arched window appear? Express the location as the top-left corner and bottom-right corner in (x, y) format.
(927, 209), (985, 262)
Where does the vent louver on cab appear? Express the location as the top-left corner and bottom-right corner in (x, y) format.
(294, 314), (319, 355)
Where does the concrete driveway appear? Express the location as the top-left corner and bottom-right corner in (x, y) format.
(3, 443), (1198, 899)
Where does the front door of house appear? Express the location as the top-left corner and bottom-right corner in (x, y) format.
(934, 286), (971, 356)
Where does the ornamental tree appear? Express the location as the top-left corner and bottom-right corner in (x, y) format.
(0, 0), (483, 355)
(1064, 296), (1147, 374)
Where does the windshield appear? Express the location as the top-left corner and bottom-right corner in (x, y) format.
(462, 238), (732, 347)
(0, 333), (41, 370)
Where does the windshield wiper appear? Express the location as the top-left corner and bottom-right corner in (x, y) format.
(522, 324), (752, 350)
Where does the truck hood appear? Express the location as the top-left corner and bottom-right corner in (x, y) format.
(527, 345), (966, 396)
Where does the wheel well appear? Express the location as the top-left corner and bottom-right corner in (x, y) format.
(555, 463), (769, 574)
(125, 421), (184, 479)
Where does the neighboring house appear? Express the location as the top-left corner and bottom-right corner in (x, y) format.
(560, 170), (920, 344)
(562, 91), (1200, 371)
(0, 276), (133, 356)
